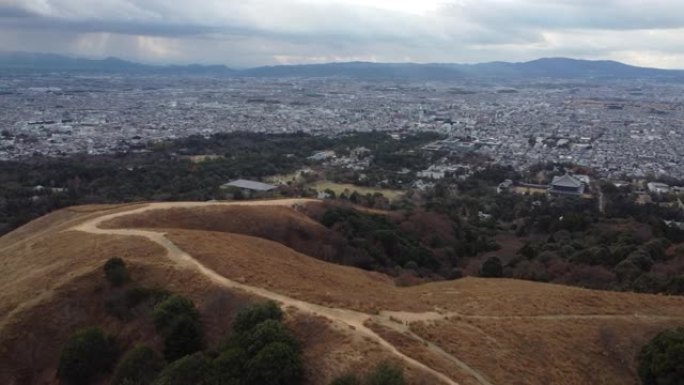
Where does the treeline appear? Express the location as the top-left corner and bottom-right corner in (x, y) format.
(427, 165), (684, 295)
(0, 131), (439, 236)
(305, 204), (499, 280)
(361, 163), (684, 295)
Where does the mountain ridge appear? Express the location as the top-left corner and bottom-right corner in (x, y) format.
(1, 51), (682, 79)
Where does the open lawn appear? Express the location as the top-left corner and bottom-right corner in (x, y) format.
(310, 181), (404, 201)
(185, 154), (223, 163)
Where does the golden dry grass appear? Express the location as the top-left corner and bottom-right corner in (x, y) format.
(288, 313), (438, 385)
(167, 229), (398, 313)
(102, 204), (336, 260)
(166, 228), (684, 318)
(2, 200), (684, 385)
(410, 317), (682, 385)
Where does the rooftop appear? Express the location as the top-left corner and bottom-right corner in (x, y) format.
(551, 174), (584, 188)
(222, 179), (278, 192)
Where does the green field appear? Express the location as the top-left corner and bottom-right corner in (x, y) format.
(310, 181), (403, 200)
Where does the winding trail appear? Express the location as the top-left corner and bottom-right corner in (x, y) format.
(71, 200), (470, 385)
(68, 200), (684, 385)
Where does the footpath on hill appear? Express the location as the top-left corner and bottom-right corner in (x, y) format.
(69, 199), (684, 385)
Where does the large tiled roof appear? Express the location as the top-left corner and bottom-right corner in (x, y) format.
(551, 174), (583, 188)
(222, 179), (277, 192)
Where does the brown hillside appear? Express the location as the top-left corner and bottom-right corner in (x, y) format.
(101, 203), (342, 261)
(1, 200), (684, 385)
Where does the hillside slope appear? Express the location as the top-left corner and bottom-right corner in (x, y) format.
(2, 199), (684, 385)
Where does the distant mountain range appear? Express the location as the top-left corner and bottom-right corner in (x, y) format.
(0, 52), (234, 75)
(1, 52), (682, 80)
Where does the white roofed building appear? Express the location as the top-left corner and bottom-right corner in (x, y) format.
(221, 179), (278, 198)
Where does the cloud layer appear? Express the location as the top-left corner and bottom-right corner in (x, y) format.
(0, 0), (682, 68)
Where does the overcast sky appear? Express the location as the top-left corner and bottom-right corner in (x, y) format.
(0, 0), (682, 68)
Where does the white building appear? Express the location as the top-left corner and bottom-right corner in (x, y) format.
(647, 182), (671, 194)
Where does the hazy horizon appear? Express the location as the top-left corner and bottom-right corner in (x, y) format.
(1, 1), (683, 69)
(6, 50), (684, 71)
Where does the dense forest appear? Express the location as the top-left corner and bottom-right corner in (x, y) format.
(0, 131), (442, 235)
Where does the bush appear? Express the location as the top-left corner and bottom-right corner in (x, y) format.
(447, 268), (463, 280)
(480, 257), (503, 278)
(631, 273), (668, 294)
(212, 347), (248, 384)
(366, 362), (406, 385)
(614, 259), (643, 283)
(153, 353), (212, 385)
(212, 301), (305, 385)
(242, 319), (298, 355)
(638, 328), (684, 385)
(104, 257), (129, 287)
(57, 327), (117, 385)
(163, 315), (204, 361)
(153, 295), (200, 334)
(152, 295), (203, 362)
(233, 301), (283, 334)
(666, 275), (684, 295)
(244, 342), (303, 385)
(111, 345), (165, 385)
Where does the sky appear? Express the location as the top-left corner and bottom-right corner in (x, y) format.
(0, 0), (683, 68)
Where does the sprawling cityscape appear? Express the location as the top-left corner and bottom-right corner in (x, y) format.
(2, 74), (683, 179)
(4, 0), (684, 382)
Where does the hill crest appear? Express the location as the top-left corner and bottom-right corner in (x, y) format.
(2, 200), (684, 385)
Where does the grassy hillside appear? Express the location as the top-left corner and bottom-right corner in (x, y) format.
(1, 199), (684, 385)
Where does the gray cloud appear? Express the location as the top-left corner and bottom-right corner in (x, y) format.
(0, 0), (682, 68)
(451, 0), (684, 31)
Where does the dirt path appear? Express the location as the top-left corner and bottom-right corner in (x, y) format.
(382, 310), (684, 323)
(69, 199), (684, 385)
(71, 200), (469, 385)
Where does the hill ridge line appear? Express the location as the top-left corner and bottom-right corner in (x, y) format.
(70, 200), (474, 385)
(66, 200), (684, 385)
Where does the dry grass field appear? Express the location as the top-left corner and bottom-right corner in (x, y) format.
(2, 199), (684, 385)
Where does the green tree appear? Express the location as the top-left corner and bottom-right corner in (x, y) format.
(480, 257), (503, 278)
(242, 319), (298, 355)
(104, 257), (129, 287)
(233, 301), (283, 334)
(152, 295), (203, 362)
(245, 342), (303, 385)
(57, 327), (117, 385)
(111, 345), (165, 385)
(667, 275), (684, 295)
(163, 315), (204, 361)
(152, 353), (212, 385)
(638, 328), (684, 385)
(518, 242), (536, 260)
(212, 347), (247, 385)
(366, 362), (406, 385)
(153, 295), (200, 334)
